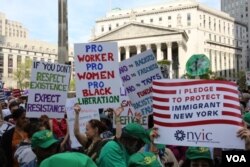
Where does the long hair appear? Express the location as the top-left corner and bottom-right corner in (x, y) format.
(88, 119), (107, 135)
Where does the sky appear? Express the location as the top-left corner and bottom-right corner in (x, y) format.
(0, 0), (220, 45)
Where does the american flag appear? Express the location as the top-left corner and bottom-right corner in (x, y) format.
(152, 80), (243, 128)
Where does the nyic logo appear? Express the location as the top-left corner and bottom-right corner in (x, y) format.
(174, 129), (215, 143)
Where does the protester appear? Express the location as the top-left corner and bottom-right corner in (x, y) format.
(49, 115), (70, 151)
(183, 147), (213, 167)
(14, 121), (42, 167)
(31, 130), (60, 165)
(128, 152), (162, 167)
(97, 123), (153, 167)
(0, 104), (14, 139)
(3, 100), (19, 123)
(39, 152), (97, 167)
(0, 147), (7, 167)
(0, 107), (29, 167)
(74, 104), (107, 160)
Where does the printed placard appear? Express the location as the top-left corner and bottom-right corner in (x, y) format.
(66, 98), (99, 148)
(153, 79), (244, 149)
(119, 49), (163, 115)
(74, 42), (120, 110)
(26, 61), (70, 118)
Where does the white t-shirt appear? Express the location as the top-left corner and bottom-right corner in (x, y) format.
(0, 121), (14, 137)
(2, 108), (11, 118)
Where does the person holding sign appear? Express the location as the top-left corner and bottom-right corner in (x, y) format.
(97, 123), (158, 167)
(74, 104), (107, 161)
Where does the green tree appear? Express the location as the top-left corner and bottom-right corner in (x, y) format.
(13, 58), (32, 90)
(237, 71), (246, 91)
(69, 78), (75, 91)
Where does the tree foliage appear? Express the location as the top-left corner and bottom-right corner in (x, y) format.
(13, 58), (32, 90)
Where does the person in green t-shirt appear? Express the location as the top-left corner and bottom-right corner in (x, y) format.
(97, 123), (152, 167)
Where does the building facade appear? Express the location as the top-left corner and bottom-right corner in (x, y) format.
(92, 0), (247, 80)
(0, 12), (74, 88)
(221, 0), (250, 69)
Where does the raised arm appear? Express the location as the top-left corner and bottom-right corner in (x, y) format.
(74, 104), (88, 146)
(114, 106), (124, 139)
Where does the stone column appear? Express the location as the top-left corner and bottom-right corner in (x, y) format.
(220, 52), (224, 77)
(229, 53), (234, 79)
(146, 44), (151, 50)
(225, 53), (230, 79)
(3, 53), (8, 79)
(156, 43), (163, 61)
(118, 47), (121, 62)
(125, 46), (130, 60)
(136, 45), (141, 54)
(234, 54), (238, 75)
(167, 42), (172, 79)
(178, 41), (185, 78)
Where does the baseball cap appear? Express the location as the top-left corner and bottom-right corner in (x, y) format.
(123, 123), (151, 144)
(128, 152), (162, 167)
(186, 147), (211, 160)
(243, 112), (250, 125)
(40, 152), (97, 167)
(31, 130), (58, 149)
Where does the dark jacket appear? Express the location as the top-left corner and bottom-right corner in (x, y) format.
(0, 127), (15, 167)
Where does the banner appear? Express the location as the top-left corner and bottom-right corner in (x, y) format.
(119, 49), (163, 115)
(153, 79), (244, 149)
(65, 98), (99, 148)
(26, 61), (70, 118)
(74, 42), (120, 110)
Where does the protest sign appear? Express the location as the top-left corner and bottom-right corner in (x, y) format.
(246, 71), (250, 86)
(74, 42), (120, 110)
(26, 61), (70, 118)
(153, 79), (244, 149)
(119, 49), (163, 115)
(113, 87), (147, 128)
(65, 98), (99, 148)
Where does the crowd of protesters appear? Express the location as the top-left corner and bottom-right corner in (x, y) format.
(0, 91), (250, 167)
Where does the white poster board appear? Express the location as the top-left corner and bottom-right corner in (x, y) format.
(119, 49), (163, 115)
(66, 98), (100, 148)
(112, 87), (148, 128)
(26, 61), (70, 118)
(153, 79), (245, 149)
(74, 42), (120, 110)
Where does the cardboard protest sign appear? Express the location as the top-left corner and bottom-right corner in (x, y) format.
(115, 87), (147, 128)
(153, 79), (244, 149)
(65, 98), (99, 148)
(74, 42), (120, 110)
(26, 61), (70, 118)
(119, 49), (163, 115)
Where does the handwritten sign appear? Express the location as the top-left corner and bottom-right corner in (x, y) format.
(74, 42), (120, 109)
(65, 98), (99, 148)
(153, 79), (244, 149)
(114, 87), (147, 128)
(119, 49), (163, 115)
(26, 61), (70, 118)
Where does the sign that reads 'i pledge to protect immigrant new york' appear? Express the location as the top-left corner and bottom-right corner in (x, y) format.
(153, 79), (245, 149)
(74, 42), (120, 110)
(27, 61), (71, 118)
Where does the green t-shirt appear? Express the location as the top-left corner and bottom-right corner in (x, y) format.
(97, 141), (129, 167)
